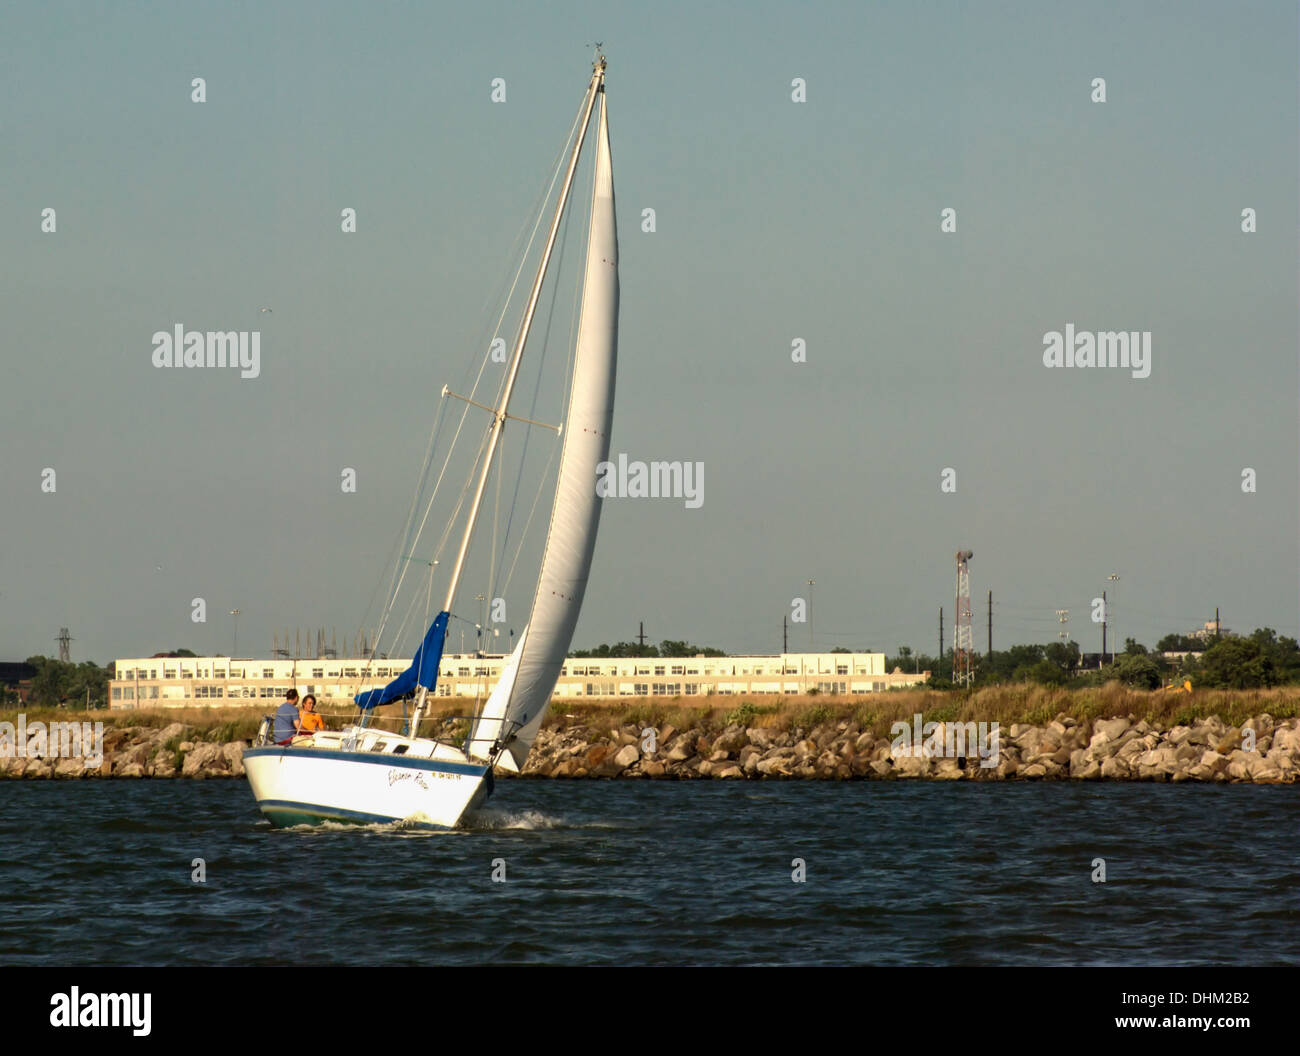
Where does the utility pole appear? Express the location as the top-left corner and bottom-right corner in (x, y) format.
(987, 590), (992, 657)
(807, 579), (815, 652)
(938, 608), (944, 672)
(1107, 574), (1120, 662)
(1215, 607), (1220, 639)
(1101, 591), (1107, 661)
(782, 614), (788, 654)
(637, 621), (647, 649)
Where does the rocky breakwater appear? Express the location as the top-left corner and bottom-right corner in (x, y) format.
(514, 713), (1300, 783)
(2, 712), (1296, 783)
(0, 723), (249, 779)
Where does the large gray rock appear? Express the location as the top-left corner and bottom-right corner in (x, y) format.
(153, 722), (187, 745)
(714, 727), (748, 754)
(1271, 725), (1300, 754)
(893, 753), (930, 778)
(666, 738), (694, 762)
(611, 744), (640, 773)
(54, 758), (90, 779)
(182, 742), (227, 777)
(1093, 717), (1130, 743)
(223, 742), (246, 777)
(1100, 756), (1129, 779)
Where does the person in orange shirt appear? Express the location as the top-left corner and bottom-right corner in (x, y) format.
(299, 694), (325, 733)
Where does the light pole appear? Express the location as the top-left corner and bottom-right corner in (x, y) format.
(475, 593), (486, 657)
(1107, 574), (1120, 662)
(229, 609), (240, 657)
(807, 579), (815, 653)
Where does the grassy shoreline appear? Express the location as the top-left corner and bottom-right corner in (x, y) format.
(6, 684), (1298, 741)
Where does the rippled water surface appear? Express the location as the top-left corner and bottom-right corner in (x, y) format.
(1, 780), (1295, 965)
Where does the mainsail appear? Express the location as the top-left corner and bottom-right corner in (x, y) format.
(467, 95), (618, 769)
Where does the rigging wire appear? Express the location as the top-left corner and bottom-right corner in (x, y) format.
(358, 83), (594, 702)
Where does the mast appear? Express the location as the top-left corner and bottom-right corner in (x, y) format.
(410, 56), (608, 736)
(465, 69), (618, 767)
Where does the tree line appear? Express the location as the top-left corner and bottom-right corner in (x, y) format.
(886, 628), (1300, 690)
(571, 640), (727, 658)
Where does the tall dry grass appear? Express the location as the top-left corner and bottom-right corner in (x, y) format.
(7, 684), (1295, 741)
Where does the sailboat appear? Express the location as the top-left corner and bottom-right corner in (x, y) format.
(244, 54), (618, 828)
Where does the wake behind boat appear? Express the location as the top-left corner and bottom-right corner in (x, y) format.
(245, 54), (619, 829)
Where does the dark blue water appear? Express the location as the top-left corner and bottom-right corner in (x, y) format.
(1, 780), (1295, 966)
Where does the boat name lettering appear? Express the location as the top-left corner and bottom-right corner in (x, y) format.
(388, 769), (430, 789)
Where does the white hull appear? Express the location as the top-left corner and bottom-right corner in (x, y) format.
(244, 732), (492, 828)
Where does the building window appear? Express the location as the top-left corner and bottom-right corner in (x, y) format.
(670, 665), (684, 675)
(684, 683), (699, 695)
(312, 668), (324, 678)
(263, 668), (274, 678)
(837, 665), (848, 675)
(344, 668), (358, 677)
(112, 687), (121, 700)
(634, 683), (648, 696)
(654, 665), (665, 676)
(458, 667), (470, 677)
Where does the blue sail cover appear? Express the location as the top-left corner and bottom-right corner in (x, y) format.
(354, 611), (449, 709)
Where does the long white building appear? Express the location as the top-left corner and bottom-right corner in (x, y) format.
(108, 652), (928, 710)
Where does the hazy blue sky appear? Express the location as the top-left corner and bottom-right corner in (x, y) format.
(3, 0), (1297, 664)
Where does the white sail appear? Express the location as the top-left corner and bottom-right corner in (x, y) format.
(468, 95), (618, 769)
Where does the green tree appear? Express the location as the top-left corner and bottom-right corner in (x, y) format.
(1023, 660), (1067, 686)
(1044, 640), (1081, 674)
(1109, 653), (1162, 690)
(659, 640), (726, 657)
(1156, 633), (1203, 652)
(22, 656), (110, 708)
(1197, 637), (1275, 689)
